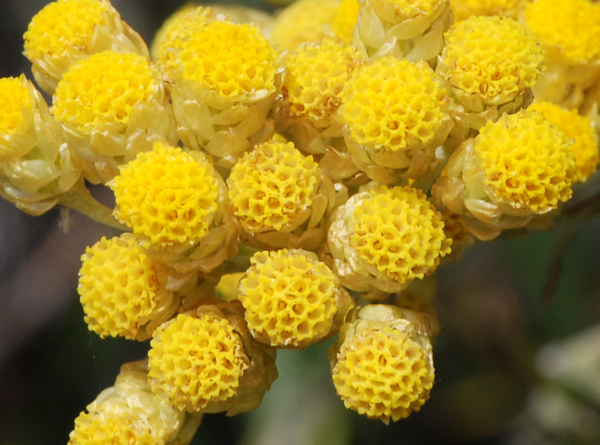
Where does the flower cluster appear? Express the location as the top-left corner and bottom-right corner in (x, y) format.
(2, 0), (599, 442)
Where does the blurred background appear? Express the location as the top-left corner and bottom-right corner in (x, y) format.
(2, 1), (600, 444)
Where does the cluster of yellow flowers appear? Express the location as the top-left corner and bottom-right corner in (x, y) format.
(2, 0), (600, 442)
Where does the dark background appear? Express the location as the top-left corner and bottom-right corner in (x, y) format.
(2, 1), (600, 444)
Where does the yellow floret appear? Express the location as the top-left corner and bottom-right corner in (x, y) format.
(282, 38), (366, 121)
(441, 16), (544, 104)
(78, 233), (170, 340)
(332, 325), (434, 422)
(528, 102), (599, 182)
(23, 0), (108, 60)
(153, 5), (213, 73)
(384, 0), (443, 21)
(227, 140), (319, 233)
(450, 0), (522, 21)
(350, 185), (451, 283)
(524, 0), (600, 65)
(475, 109), (577, 213)
(69, 414), (154, 445)
(52, 51), (154, 133)
(178, 21), (277, 97)
(148, 312), (249, 411)
(0, 77), (31, 136)
(330, 0), (360, 43)
(112, 141), (219, 249)
(271, 0), (339, 52)
(239, 249), (342, 348)
(342, 57), (448, 152)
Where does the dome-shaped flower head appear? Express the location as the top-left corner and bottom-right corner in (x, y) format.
(329, 304), (435, 423)
(0, 75), (81, 214)
(78, 233), (177, 341)
(238, 249), (354, 348)
(168, 21), (282, 165)
(271, 0), (339, 53)
(148, 301), (278, 415)
(69, 360), (201, 445)
(528, 102), (599, 182)
(450, 0), (523, 21)
(23, 0), (149, 94)
(438, 16), (544, 118)
(324, 185), (451, 296)
(227, 138), (332, 249)
(432, 109), (578, 240)
(353, 0), (452, 60)
(341, 57), (452, 182)
(51, 50), (176, 184)
(111, 142), (237, 271)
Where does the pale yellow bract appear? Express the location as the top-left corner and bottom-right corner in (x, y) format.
(227, 140), (319, 233)
(239, 249), (342, 348)
(52, 51), (155, 133)
(440, 16), (544, 105)
(475, 110), (577, 213)
(332, 325), (434, 422)
(529, 102), (599, 182)
(112, 142), (219, 249)
(23, 0), (108, 60)
(0, 77), (32, 136)
(351, 185), (451, 283)
(342, 57), (448, 152)
(148, 313), (249, 411)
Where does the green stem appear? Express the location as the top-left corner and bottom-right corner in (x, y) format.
(59, 180), (129, 231)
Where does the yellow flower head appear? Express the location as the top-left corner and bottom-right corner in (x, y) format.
(70, 415), (155, 445)
(148, 312), (249, 411)
(239, 249), (352, 348)
(524, 0), (600, 65)
(78, 233), (173, 340)
(330, 0), (360, 43)
(450, 0), (522, 21)
(440, 16), (544, 105)
(350, 185), (451, 283)
(475, 109), (577, 213)
(177, 21), (277, 97)
(23, 0), (108, 60)
(112, 141), (220, 249)
(153, 5), (213, 73)
(282, 38), (366, 122)
(382, 0), (444, 21)
(342, 57), (448, 152)
(0, 77), (32, 137)
(227, 140), (319, 233)
(331, 305), (435, 423)
(52, 51), (155, 133)
(271, 0), (339, 52)
(529, 102), (599, 182)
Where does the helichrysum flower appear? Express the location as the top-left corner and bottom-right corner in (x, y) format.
(168, 21), (282, 166)
(353, 0), (452, 61)
(0, 75), (81, 215)
(330, 0), (360, 43)
(432, 109), (578, 240)
(238, 249), (354, 348)
(450, 0), (523, 21)
(52, 50), (176, 184)
(111, 141), (238, 272)
(324, 185), (451, 296)
(528, 102), (599, 182)
(227, 138), (333, 250)
(23, 0), (149, 94)
(437, 16), (544, 123)
(329, 304), (435, 423)
(69, 360), (202, 445)
(78, 233), (176, 341)
(341, 57), (452, 182)
(271, 0), (339, 53)
(148, 302), (278, 415)
(279, 37), (366, 157)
